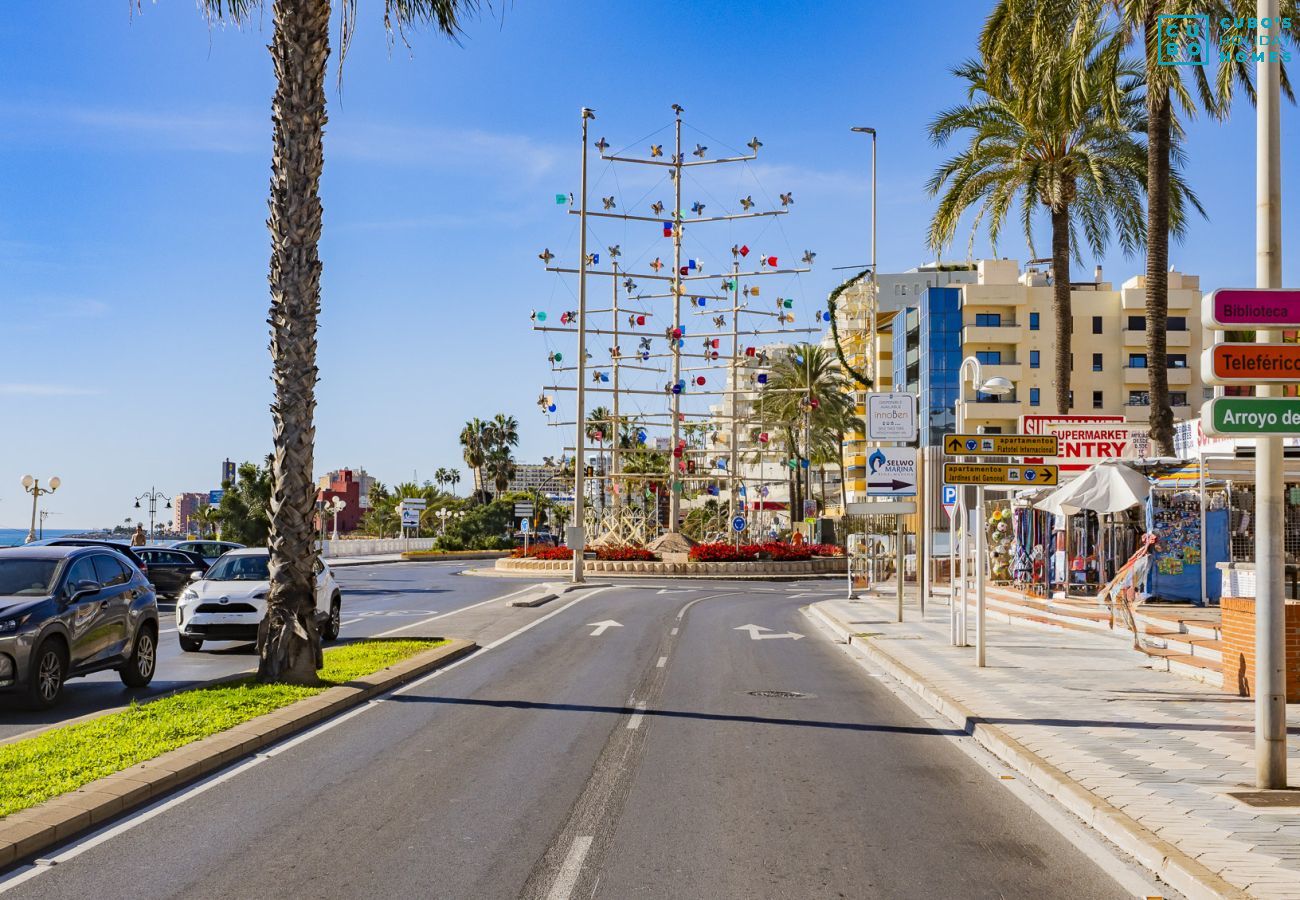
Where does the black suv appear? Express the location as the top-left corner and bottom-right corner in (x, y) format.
(0, 545), (159, 708)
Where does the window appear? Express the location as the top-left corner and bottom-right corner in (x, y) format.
(1169, 354), (1188, 368)
(1127, 315), (1145, 331)
(1171, 392), (1188, 407)
(1029, 350), (1040, 369)
(1092, 353), (1103, 372)
(1168, 316), (1187, 331)
(1092, 390), (1104, 409)
(1029, 387), (1040, 406)
(92, 555), (131, 587)
(975, 350), (1002, 364)
(1029, 312), (1040, 331)
(1128, 390), (1150, 406)
(1128, 353), (1147, 368)
(974, 313), (1002, 327)
(1092, 316), (1103, 335)
(62, 558), (98, 593)
(975, 391), (1008, 403)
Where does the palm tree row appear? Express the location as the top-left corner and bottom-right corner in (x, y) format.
(459, 413), (520, 503)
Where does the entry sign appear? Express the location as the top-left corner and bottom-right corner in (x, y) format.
(732, 515), (747, 533)
(866, 392), (918, 441)
(943, 462), (1059, 486)
(1203, 343), (1300, 385)
(1202, 397), (1300, 436)
(1203, 288), (1300, 329)
(943, 434), (1058, 456)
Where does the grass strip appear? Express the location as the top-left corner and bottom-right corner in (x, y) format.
(0, 638), (444, 819)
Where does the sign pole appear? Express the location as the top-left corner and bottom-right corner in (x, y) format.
(896, 513), (904, 623)
(1254, 2), (1286, 790)
(572, 107), (594, 585)
(976, 484), (986, 667)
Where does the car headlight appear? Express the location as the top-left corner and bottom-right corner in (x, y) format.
(0, 619), (18, 635)
(180, 589), (198, 602)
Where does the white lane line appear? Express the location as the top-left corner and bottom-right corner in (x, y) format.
(656, 656), (666, 668)
(626, 701), (648, 730)
(0, 585), (611, 892)
(670, 627), (678, 636)
(545, 835), (594, 900)
(372, 583), (541, 637)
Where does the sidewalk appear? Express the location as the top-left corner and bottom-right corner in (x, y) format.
(810, 591), (1300, 900)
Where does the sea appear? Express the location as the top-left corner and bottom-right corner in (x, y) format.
(0, 528), (91, 548)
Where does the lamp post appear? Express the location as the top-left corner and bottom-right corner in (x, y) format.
(436, 507), (463, 536)
(572, 106), (596, 585)
(21, 475), (60, 544)
(133, 487), (172, 543)
(324, 496), (347, 541)
(952, 357), (1013, 667)
(850, 126), (878, 384)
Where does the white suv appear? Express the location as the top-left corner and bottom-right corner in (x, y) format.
(175, 548), (342, 652)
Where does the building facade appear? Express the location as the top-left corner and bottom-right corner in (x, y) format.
(315, 469), (366, 534)
(318, 468), (374, 510)
(173, 492), (208, 534)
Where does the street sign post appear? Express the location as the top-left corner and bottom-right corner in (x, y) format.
(943, 462), (1058, 487)
(943, 434), (1059, 456)
(1202, 397), (1300, 436)
(866, 392), (918, 441)
(731, 515), (747, 533)
(1202, 343), (1300, 384)
(1202, 287), (1300, 330)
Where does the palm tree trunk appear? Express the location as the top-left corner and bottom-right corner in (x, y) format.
(1144, 34), (1175, 456)
(1050, 202), (1072, 414)
(258, 0), (330, 685)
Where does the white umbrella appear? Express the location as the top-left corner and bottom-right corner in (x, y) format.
(1034, 459), (1151, 515)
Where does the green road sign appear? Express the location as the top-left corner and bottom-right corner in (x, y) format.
(942, 462), (1059, 487)
(943, 434), (1059, 456)
(1202, 397), (1300, 436)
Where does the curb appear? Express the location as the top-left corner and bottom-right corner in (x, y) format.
(399, 551), (511, 563)
(460, 566), (843, 582)
(509, 582), (611, 608)
(805, 603), (1248, 900)
(0, 638), (477, 870)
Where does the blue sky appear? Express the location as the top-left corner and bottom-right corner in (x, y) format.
(1, 0), (1296, 527)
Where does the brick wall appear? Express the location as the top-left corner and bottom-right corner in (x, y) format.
(1221, 597), (1300, 702)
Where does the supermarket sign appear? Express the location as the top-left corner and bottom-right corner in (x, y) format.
(1021, 415), (1148, 472)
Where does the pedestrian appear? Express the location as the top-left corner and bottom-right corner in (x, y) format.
(130, 524), (147, 547)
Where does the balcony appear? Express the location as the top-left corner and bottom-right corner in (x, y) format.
(979, 361), (1023, 382)
(963, 397), (1021, 418)
(963, 321), (1023, 345)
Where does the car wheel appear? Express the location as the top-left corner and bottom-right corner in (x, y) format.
(25, 640), (68, 710)
(120, 625), (157, 688)
(322, 594), (342, 642)
(178, 635), (203, 653)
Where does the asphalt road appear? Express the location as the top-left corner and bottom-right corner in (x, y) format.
(0, 561), (518, 741)
(1, 576), (1139, 899)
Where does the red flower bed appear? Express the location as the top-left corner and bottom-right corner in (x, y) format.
(743, 541), (812, 561)
(807, 543), (845, 557)
(688, 542), (757, 562)
(595, 545), (658, 562)
(512, 545), (573, 560)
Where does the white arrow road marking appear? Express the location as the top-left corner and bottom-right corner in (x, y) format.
(656, 588), (695, 595)
(587, 620), (623, 636)
(735, 623), (805, 641)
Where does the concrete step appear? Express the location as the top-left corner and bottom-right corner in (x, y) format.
(1136, 644), (1222, 687)
(1141, 628), (1224, 664)
(1134, 608), (1222, 642)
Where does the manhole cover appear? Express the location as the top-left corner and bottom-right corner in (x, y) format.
(747, 690), (807, 699)
(1227, 790), (1300, 809)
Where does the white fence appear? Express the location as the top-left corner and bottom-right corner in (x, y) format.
(318, 537), (437, 558)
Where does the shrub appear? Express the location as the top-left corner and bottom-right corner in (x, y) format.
(741, 541), (812, 561)
(689, 542), (757, 563)
(808, 543), (844, 557)
(512, 545), (574, 560)
(595, 545), (658, 562)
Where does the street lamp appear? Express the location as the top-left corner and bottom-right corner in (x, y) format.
(435, 507), (463, 535)
(21, 475), (59, 543)
(133, 487), (172, 543)
(952, 357), (1013, 667)
(324, 496), (347, 541)
(850, 126), (877, 384)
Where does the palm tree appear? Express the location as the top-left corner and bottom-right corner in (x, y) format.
(460, 418), (491, 503)
(490, 413), (520, 454)
(586, 406), (611, 518)
(194, 504), (223, 539)
(484, 449), (517, 499)
(198, 0), (479, 684)
(761, 345), (857, 517)
(445, 469), (461, 497)
(981, 0), (1286, 449)
(928, 14), (1183, 413)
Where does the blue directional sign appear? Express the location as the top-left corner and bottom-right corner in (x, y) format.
(732, 515), (747, 533)
(965, 439), (978, 451)
(208, 490), (224, 504)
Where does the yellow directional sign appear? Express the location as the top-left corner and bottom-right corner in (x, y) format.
(943, 434), (1059, 456)
(943, 462), (1059, 487)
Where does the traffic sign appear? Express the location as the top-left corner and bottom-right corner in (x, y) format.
(731, 515), (747, 533)
(520, 519), (532, 534)
(1203, 288), (1300, 330)
(1202, 343), (1300, 384)
(1202, 397), (1300, 436)
(208, 489), (224, 505)
(513, 502), (535, 518)
(943, 462), (1059, 486)
(942, 484), (957, 520)
(399, 497), (427, 510)
(400, 508), (421, 528)
(865, 447), (918, 497)
(866, 392), (918, 441)
(943, 434), (1059, 456)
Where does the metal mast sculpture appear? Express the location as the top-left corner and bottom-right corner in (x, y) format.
(533, 104), (819, 563)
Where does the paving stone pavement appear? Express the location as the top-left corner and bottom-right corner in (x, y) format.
(813, 592), (1300, 899)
